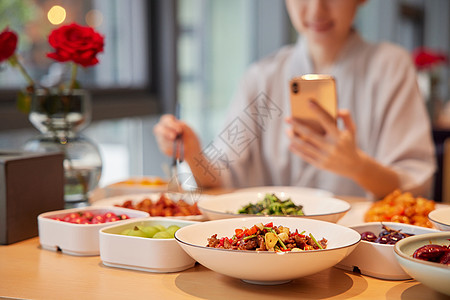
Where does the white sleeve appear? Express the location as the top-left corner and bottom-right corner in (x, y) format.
(370, 47), (436, 197)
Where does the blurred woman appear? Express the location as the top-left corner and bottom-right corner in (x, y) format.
(153, 0), (435, 199)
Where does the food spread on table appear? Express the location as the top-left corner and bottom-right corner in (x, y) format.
(114, 193), (201, 217)
(364, 190), (436, 228)
(237, 193), (304, 216)
(207, 222), (327, 252)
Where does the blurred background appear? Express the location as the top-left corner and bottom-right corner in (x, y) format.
(0, 0), (449, 197)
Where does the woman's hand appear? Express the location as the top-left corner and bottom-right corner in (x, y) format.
(286, 100), (400, 198)
(286, 100), (363, 179)
(153, 114), (223, 188)
(153, 114), (201, 161)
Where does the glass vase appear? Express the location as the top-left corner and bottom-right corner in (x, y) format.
(23, 89), (102, 207)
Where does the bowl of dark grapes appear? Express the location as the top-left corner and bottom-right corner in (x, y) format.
(336, 222), (438, 280)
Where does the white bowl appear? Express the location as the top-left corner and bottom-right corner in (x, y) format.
(428, 207), (450, 231)
(38, 206), (149, 256)
(99, 218), (197, 273)
(198, 190), (350, 223)
(336, 222), (438, 280)
(175, 216), (360, 284)
(394, 232), (450, 296)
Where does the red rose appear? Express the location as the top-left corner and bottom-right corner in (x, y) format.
(47, 23), (104, 67)
(413, 47), (447, 70)
(0, 28), (18, 63)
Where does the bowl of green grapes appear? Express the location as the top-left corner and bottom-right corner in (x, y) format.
(99, 217), (198, 273)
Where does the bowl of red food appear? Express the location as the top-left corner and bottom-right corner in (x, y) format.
(174, 216), (360, 285)
(394, 232), (450, 296)
(336, 222), (438, 280)
(38, 206), (149, 256)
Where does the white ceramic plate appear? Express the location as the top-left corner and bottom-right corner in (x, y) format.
(336, 222), (438, 280)
(235, 186), (333, 198)
(175, 216), (360, 284)
(103, 177), (169, 196)
(197, 190), (349, 223)
(90, 193), (206, 221)
(394, 232), (450, 295)
(428, 207), (450, 231)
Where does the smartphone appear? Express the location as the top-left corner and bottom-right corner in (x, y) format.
(289, 74), (338, 133)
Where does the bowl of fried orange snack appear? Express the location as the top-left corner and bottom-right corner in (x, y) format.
(364, 190), (436, 228)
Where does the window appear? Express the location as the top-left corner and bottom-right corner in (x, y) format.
(0, 0), (159, 131)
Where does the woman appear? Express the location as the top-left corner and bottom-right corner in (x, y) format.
(153, 0), (435, 199)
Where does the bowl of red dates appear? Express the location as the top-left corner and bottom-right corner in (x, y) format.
(394, 232), (450, 296)
(336, 222), (438, 280)
(38, 206), (149, 256)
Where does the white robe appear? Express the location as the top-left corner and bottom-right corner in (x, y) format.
(205, 32), (436, 198)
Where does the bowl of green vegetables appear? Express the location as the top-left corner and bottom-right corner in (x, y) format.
(197, 189), (350, 223)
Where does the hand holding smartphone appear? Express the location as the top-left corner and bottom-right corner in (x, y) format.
(289, 74), (338, 133)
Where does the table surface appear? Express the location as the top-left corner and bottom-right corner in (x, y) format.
(1, 192), (449, 300)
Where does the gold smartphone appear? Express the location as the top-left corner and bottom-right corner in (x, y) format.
(289, 74), (338, 133)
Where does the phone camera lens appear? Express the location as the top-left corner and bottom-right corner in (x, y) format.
(292, 82), (299, 94)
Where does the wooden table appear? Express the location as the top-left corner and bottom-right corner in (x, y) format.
(0, 194), (448, 299)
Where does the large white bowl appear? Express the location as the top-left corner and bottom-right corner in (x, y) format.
(99, 218), (197, 273)
(428, 207), (450, 231)
(336, 222), (438, 280)
(38, 206), (149, 256)
(394, 232), (450, 296)
(198, 190), (349, 223)
(175, 216), (360, 284)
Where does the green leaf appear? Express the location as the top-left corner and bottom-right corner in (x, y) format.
(16, 91), (31, 113)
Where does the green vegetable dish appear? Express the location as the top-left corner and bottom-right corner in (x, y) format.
(238, 193), (304, 216)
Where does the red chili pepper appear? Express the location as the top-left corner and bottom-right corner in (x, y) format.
(264, 222), (273, 227)
(235, 229), (244, 238)
(279, 248), (291, 252)
(219, 237), (225, 247)
(245, 225), (258, 236)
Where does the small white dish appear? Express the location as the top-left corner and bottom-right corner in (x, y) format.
(103, 177), (168, 196)
(197, 190), (349, 223)
(336, 222), (438, 280)
(394, 232), (450, 296)
(428, 206), (450, 231)
(99, 218), (197, 273)
(38, 206), (149, 256)
(175, 216), (360, 284)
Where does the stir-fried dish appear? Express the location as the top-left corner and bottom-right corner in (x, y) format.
(207, 222), (327, 252)
(238, 193), (304, 216)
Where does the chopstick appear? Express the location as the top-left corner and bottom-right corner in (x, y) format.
(172, 133), (183, 169)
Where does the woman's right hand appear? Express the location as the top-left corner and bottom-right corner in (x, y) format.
(152, 114), (201, 161)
